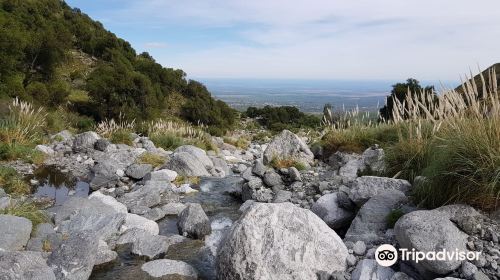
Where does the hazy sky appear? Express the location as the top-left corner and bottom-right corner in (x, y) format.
(66, 0), (500, 81)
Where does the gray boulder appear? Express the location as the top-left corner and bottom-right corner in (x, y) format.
(94, 138), (111, 151)
(72, 131), (100, 152)
(177, 203), (212, 239)
(48, 230), (98, 280)
(117, 228), (185, 259)
(55, 197), (126, 242)
(312, 192), (355, 229)
(0, 214), (32, 251)
(252, 160), (267, 177)
(162, 202), (187, 216)
(263, 169), (283, 187)
(263, 130), (314, 167)
(0, 251), (56, 280)
(351, 259), (395, 280)
(345, 190), (408, 244)
(143, 169), (177, 182)
(288, 167), (301, 182)
(89, 160), (121, 190)
(273, 190), (292, 203)
(95, 240), (117, 266)
(216, 202), (348, 280)
(118, 181), (173, 210)
(242, 181), (274, 203)
(125, 163), (153, 180)
(349, 176), (411, 206)
(35, 144), (54, 155)
(362, 146), (385, 173)
(164, 152), (210, 177)
(395, 205), (470, 277)
(211, 156), (232, 177)
(141, 259), (198, 279)
(174, 145), (214, 169)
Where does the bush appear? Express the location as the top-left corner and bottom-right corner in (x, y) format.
(109, 129), (133, 145)
(151, 134), (185, 151)
(245, 105), (320, 131)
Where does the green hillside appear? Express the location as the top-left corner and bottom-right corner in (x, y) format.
(0, 0), (236, 135)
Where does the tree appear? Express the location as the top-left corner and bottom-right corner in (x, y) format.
(379, 78), (435, 121)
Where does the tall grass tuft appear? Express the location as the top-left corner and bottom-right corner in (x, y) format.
(0, 98), (46, 146)
(146, 119), (215, 151)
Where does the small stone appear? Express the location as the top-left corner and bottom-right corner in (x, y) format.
(353, 241), (366, 256)
(461, 261), (478, 279)
(346, 254), (357, 267)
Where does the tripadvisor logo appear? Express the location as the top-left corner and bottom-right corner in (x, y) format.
(375, 244), (480, 267)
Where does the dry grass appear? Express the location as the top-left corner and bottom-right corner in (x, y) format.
(269, 157), (307, 171)
(137, 152), (166, 168)
(223, 136), (250, 149)
(0, 98), (46, 145)
(0, 166), (30, 195)
(96, 115), (135, 138)
(147, 119), (215, 151)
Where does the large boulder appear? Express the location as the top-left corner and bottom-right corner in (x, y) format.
(216, 203), (348, 280)
(120, 213), (159, 235)
(117, 228), (185, 259)
(174, 145), (214, 169)
(395, 205), (472, 277)
(362, 146), (385, 173)
(177, 203), (212, 239)
(72, 131), (100, 152)
(262, 130), (314, 167)
(345, 190), (408, 244)
(48, 230), (98, 280)
(349, 176), (411, 206)
(0, 214), (32, 251)
(141, 259), (198, 279)
(89, 160), (121, 190)
(89, 191), (128, 213)
(311, 192), (355, 229)
(0, 251), (56, 280)
(55, 197), (126, 242)
(164, 152), (210, 177)
(126, 163), (153, 180)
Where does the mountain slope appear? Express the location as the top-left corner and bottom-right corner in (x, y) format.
(0, 0), (236, 134)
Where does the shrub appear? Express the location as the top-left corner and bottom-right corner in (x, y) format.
(110, 129), (133, 146)
(147, 119), (215, 151)
(151, 134), (185, 151)
(137, 152), (165, 168)
(0, 166), (30, 195)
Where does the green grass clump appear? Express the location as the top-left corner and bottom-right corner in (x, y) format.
(110, 129), (134, 146)
(0, 202), (48, 227)
(386, 209), (405, 228)
(137, 152), (166, 168)
(414, 118), (500, 211)
(0, 166), (30, 195)
(174, 175), (200, 185)
(223, 136), (250, 149)
(269, 157), (307, 170)
(151, 134), (185, 151)
(0, 144), (46, 165)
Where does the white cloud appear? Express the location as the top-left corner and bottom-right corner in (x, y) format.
(110, 0), (500, 80)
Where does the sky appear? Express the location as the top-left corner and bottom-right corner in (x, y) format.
(65, 0), (500, 81)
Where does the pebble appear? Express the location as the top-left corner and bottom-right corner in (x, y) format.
(353, 241), (366, 256)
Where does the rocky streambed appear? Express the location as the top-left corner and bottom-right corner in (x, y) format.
(0, 129), (499, 280)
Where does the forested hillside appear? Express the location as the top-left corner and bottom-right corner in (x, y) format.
(0, 0), (236, 135)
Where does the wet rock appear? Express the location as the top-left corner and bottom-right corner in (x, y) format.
(349, 176), (411, 206)
(312, 192), (355, 229)
(125, 163), (154, 180)
(352, 259), (395, 280)
(118, 181), (172, 210)
(216, 202), (348, 280)
(345, 190), (408, 245)
(141, 259), (198, 279)
(0, 214), (32, 251)
(263, 130), (314, 167)
(395, 205), (470, 276)
(0, 251), (56, 280)
(177, 203), (212, 239)
(48, 230), (98, 280)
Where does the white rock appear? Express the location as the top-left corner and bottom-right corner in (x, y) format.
(89, 191), (128, 213)
(141, 259), (198, 278)
(120, 213), (159, 236)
